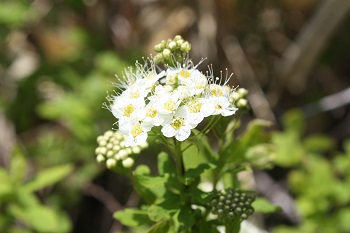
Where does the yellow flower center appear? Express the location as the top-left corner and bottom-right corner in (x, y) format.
(215, 104), (222, 110)
(196, 84), (205, 90)
(123, 104), (135, 117)
(210, 87), (223, 97)
(188, 101), (202, 113)
(179, 70), (190, 79)
(171, 117), (185, 130)
(146, 108), (158, 118)
(164, 100), (176, 111)
(131, 124), (142, 137)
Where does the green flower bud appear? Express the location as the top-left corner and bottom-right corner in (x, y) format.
(237, 88), (248, 97)
(180, 41), (191, 52)
(176, 39), (184, 46)
(154, 44), (163, 52)
(162, 48), (172, 60)
(173, 35), (183, 41)
(236, 99), (248, 108)
(153, 53), (164, 64)
(168, 41), (177, 50)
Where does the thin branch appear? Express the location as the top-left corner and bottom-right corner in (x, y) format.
(222, 36), (277, 123)
(277, 0), (350, 93)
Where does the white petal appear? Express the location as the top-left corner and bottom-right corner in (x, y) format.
(175, 127), (191, 141)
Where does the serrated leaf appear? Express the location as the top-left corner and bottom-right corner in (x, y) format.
(114, 208), (150, 227)
(23, 164), (73, 192)
(252, 197), (281, 213)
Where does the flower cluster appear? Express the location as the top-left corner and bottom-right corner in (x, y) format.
(107, 36), (241, 146)
(211, 188), (256, 223)
(95, 130), (147, 170)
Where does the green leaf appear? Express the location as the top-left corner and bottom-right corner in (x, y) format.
(114, 208), (150, 227)
(9, 205), (60, 232)
(303, 135), (334, 152)
(177, 207), (195, 230)
(252, 197), (281, 213)
(148, 205), (171, 222)
(0, 169), (12, 198)
(225, 119), (272, 163)
(282, 109), (304, 135)
(147, 220), (172, 233)
(185, 163), (212, 179)
(157, 152), (175, 176)
(132, 174), (168, 204)
(245, 144), (274, 169)
(23, 164), (73, 192)
(271, 131), (304, 167)
(10, 147), (27, 185)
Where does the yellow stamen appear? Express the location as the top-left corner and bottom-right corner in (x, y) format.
(146, 108), (158, 118)
(188, 101), (202, 113)
(171, 117), (185, 130)
(123, 104), (135, 117)
(164, 100), (176, 111)
(131, 125), (142, 137)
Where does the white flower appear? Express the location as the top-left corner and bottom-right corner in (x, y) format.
(182, 98), (215, 125)
(156, 91), (181, 114)
(161, 107), (197, 141)
(143, 101), (172, 126)
(119, 120), (151, 146)
(209, 96), (237, 116)
(122, 82), (149, 100)
(111, 95), (145, 122)
(175, 85), (192, 100)
(187, 70), (208, 96)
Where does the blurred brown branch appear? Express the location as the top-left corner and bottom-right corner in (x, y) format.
(278, 0), (350, 94)
(222, 37), (277, 123)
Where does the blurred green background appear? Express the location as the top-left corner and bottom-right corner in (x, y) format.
(0, 0), (349, 232)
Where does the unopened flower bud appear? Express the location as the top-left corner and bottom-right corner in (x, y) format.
(237, 88), (248, 97)
(122, 157), (134, 168)
(168, 41), (177, 50)
(153, 53), (164, 64)
(162, 49), (172, 60)
(106, 150), (114, 158)
(173, 35), (183, 41)
(180, 41), (191, 52)
(106, 158), (117, 169)
(96, 154), (105, 163)
(236, 99), (248, 108)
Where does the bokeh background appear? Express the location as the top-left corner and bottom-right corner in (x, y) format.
(1, 0), (350, 232)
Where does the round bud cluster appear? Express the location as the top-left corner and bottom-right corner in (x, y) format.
(153, 35), (191, 65)
(229, 88), (249, 110)
(95, 130), (148, 170)
(211, 188), (256, 223)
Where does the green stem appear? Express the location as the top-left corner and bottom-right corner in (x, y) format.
(173, 139), (185, 194)
(226, 218), (241, 233)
